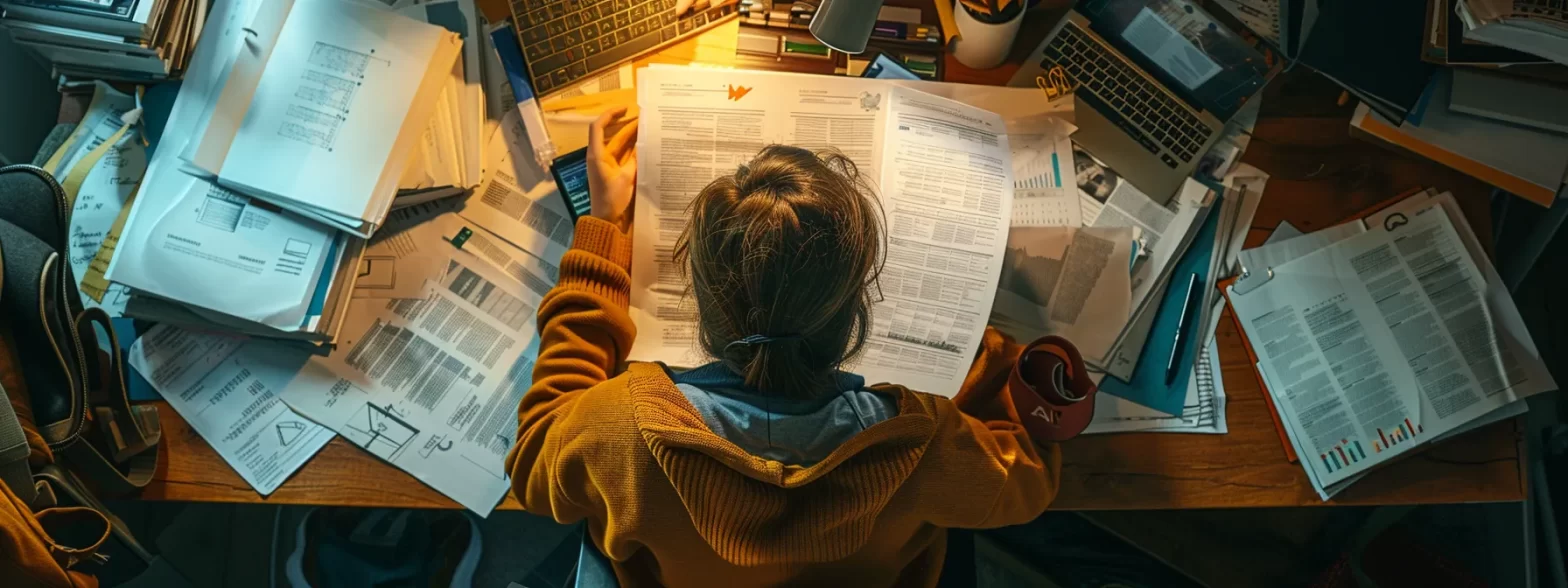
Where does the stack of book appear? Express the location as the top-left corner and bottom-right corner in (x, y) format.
(100, 0), (480, 351)
(0, 0), (205, 82)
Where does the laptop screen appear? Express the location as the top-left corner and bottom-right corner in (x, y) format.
(1079, 0), (1270, 121)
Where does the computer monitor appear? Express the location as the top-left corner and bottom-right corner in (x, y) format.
(1079, 0), (1272, 121)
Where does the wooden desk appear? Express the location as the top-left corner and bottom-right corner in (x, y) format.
(133, 15), (1525, 511)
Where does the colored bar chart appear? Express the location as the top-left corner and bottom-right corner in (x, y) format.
(1320, 438), (1368, 473)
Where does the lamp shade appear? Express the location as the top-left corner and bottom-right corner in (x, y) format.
(808, 0), (886, 54)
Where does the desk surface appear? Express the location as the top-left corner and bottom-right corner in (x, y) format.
(131, 14), (1526, 511)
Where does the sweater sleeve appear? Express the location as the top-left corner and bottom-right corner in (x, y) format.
(930, 327), (1062, 528)
(506, 216), (637, 522)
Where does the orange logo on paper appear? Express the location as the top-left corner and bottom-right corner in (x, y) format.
(727, 85), (753, 101)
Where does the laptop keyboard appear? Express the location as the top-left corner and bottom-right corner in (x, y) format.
(511, 0), (735, 94)
(1042, 25), (1214, 166)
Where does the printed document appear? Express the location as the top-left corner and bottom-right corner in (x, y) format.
(989, 226), (1133, 364)
(128, 325), (333, 495)
(1009, 130), (1079, 227)
(217, 0), (463, 235)
(279, 252), (548, 515)
(456, 110), (573, 265)
(630, 68), (1015, 396)
(107, 159), (339, 331)
(49, 83), (144, 316)
(1229, 203), (1555, 489)
(1086, 333), (1227, 434)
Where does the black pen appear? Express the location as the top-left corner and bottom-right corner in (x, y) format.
(1165, 274), (1200, 386)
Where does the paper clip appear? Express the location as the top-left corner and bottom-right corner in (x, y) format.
(1035, 66), (1074, 100)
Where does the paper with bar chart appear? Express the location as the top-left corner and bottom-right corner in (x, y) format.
(1229, 202), (1555, 493)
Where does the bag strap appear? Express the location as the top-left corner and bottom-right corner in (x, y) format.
(0, 384), (37, 507)
(0, 244), (38, 506)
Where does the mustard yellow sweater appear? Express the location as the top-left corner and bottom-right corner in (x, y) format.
(507, 217), (1060, 587)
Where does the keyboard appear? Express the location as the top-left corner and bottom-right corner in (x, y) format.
(1042, 25), (1213, 167)
(511, 0), (736, 95)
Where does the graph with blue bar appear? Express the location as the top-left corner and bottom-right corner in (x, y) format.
(1320, 438), (1368, 473)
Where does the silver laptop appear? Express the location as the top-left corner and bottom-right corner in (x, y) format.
(1011, 0), (1277, 204)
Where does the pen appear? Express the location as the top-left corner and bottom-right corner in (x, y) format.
(1165, 273), (1200, 386)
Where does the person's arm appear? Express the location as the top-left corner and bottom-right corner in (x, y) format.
(507, 109), (639, 521)
(924, 327), (1061, 528)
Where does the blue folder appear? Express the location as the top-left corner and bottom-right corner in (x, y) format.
(1098, 193), (1224, 416)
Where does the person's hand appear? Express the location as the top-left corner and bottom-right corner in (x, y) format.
(588, 107), (638, 233)
(674, 0), (738, 16)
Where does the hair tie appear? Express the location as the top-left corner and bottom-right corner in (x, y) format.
(723, 333), (801, 354)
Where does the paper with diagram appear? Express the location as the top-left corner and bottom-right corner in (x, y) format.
(1009, 129), (1079, 227)
(212, 0), (463, 236)
(278, 251), (550, 515)
(1228, 202), (1555, 489)
(128, 325), (333, 495)
(107, 159), (340, 331)
(630, 67), (1015, 396)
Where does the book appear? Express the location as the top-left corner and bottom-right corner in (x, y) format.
(2, 19), (159, 55)
(189, 0), (462, 237)
(0, 0), (156, 39)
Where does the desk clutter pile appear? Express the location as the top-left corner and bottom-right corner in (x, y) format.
(8, 0), (1561, 516)
(0, 0), (208, 82)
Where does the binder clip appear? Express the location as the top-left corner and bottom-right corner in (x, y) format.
(1231, 265), (1273, 296)
(1034, 66), (1075, 100)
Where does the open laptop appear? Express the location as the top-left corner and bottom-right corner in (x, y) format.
(1011, 0), (1277, 203)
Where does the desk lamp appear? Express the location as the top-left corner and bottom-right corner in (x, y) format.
(808, 0), (887, 54)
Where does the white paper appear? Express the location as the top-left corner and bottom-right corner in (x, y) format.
(456, 110), (573, 264)
(162, 0), (266, 168)
(1085, 328), (1226, 434)
(218, 0), (462, 234)
(629, 68), (1014, 396)
(47, 82), (135, 178)
(108, 160), (339, 331)
(280, 253), (548, 515)
(1230, 204), (1555, 489)
(357, 210), (557, 301)
(989, 226), (1133, 363)
(54, 83), (144, 316)
(128, 325), (333, 495)
(1010, 130), (1080, 227)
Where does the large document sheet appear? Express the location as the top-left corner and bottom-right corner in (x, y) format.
(279, 237), (550, 516)
(630, 68), (1015, 396)
(1229, 201), (1555, 491)
(128, 325), (334, 496)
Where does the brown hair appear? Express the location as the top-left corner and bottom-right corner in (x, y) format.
(673, 145), (884, 397)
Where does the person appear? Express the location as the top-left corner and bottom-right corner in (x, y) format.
(506, 106), (1060, 586)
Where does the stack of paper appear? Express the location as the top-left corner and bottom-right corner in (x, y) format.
(97, 0), (364, 349)
(1228, 191), (1555, 499)
(0, 0), (205, 83)
(391, 0), (486, 207)
(1456, 0), (1568, 67)
(179, 0), (463, 237)
(1350, 69), (1568, 208)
